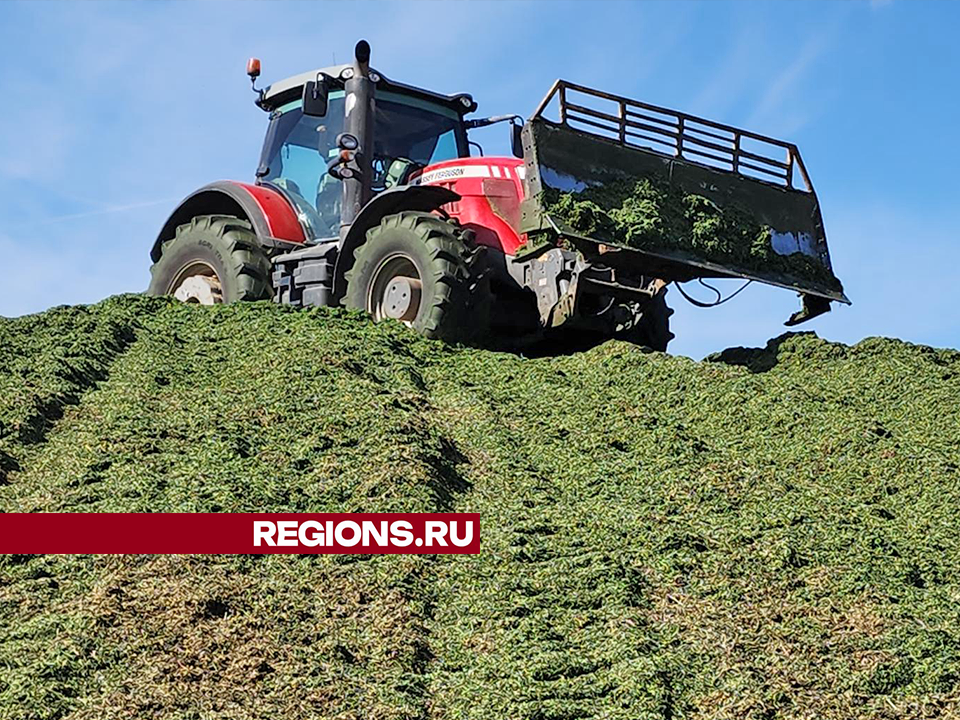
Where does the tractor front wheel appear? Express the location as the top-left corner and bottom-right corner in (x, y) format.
(344, 211), (485, 342)
(147, 215), (272, 304)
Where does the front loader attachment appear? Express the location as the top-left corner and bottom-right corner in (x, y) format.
(519, 80), (849, 324)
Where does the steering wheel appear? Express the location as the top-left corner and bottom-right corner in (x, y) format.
(372, 155), (423, 190)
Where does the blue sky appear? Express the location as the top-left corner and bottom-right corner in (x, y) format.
(0, 0), (957, 359)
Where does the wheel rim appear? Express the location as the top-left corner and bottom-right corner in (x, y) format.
(170, 261), (223, 305)
(367, 254), (422, 324)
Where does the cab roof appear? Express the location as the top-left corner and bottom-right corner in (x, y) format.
(261, 64), (478, 115)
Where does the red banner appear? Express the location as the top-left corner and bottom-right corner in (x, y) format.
(0, 513), (480, 554)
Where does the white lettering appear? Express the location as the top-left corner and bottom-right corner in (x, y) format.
(298, 520), (324, 547)
(425, 520), (449, 547)
(335, 520), (362, 547)
(362, 520), (388, 546)
(253, 521), (276, 546)
(276, 520), (299, 546)
(391, 520), (414, 546)
(449, 520), (474, 548)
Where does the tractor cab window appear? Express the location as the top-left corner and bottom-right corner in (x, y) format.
(259, 89), (466, 241)
(371, 91), (464, 191)
(261, 93), (346, 240)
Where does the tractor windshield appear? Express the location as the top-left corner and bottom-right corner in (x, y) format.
(259, 90), (466, 240)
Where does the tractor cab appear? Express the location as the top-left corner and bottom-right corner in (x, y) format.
(255, 64), (475, 241)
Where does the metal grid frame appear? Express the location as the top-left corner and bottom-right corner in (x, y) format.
(531, 80), (814, 192)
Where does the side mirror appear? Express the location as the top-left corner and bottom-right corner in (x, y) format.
(511, 121), (524, 159)
(302, 77), (330, 117)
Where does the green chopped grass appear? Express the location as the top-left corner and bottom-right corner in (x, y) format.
(544, 179), (844, 292)
(1, 296), (958, 719)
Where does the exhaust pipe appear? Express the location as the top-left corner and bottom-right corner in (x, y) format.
(340, 40), (376, 241)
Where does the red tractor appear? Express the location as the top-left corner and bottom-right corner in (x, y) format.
(148, 41), (848, 351)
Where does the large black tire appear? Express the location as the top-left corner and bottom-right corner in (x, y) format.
(620, 286), (675, 352)
(147, 215), (272, 304)
(343, 211), (486, 342)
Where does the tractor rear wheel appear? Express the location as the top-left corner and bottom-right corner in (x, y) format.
(147, 215), (272, 304)
(619, 287), (675, 351)
(343, 211), (485, 342)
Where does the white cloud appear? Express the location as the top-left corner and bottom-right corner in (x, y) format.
(9, 198), (181, 228)
(746, 33), (830, 134)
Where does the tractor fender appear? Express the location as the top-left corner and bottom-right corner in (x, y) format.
(332, 184), (460, 302)
(150, 181), (306, 262)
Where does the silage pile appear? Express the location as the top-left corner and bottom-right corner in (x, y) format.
(1, 296), (959, 720)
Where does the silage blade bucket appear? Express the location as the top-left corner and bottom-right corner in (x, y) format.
(519, 80), (849, 324)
